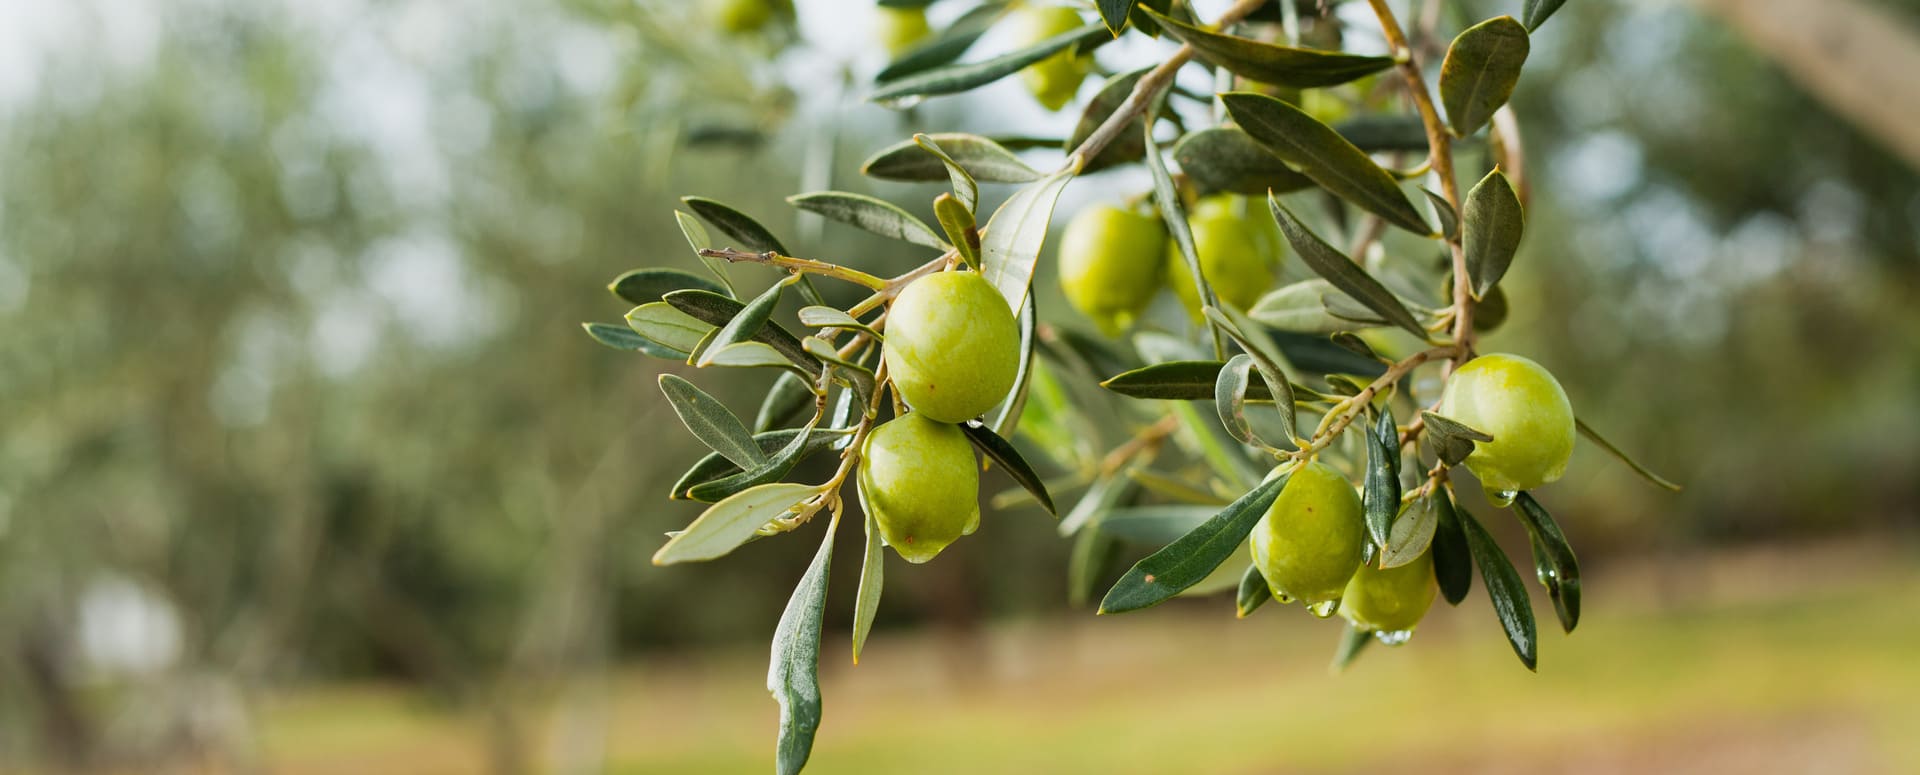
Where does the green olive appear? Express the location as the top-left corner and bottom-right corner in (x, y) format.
(708, 0), (793, 34)
(1167, 196), (1282, 320)
(1010, 5), (1092, 111)
(876, 6), (932, 57)
(884, 271), (1021, 423)
(1438, 353), (1576, 493)
(1339, 549), (1437, 633)
(1058, 203), (1167, 337)
(859, 413), (980, 563)
(1249, 461), (1367, 605)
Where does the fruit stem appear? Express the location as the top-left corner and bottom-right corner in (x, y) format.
(1290, 345), (1457, 460)
(699, 247), (889, 290)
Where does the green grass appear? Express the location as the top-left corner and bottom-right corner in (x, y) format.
(258, 546), (1920, 775)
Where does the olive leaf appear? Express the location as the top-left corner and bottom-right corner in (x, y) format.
(1171, 126), (1315, 198)
(1141, 7), (1394, 88)
(1148, 108), (1223, 358)
(671, 428), (850, 501)
(754, 372), (817, 433)
(1235, 563), (1270, 618)
(770, 519), (834, 775)
(1457, 504), (1538, 670)
(1223, 92), (1431, 236)
(697, 278), (787, 367)
(1067, 67), (1150, 173)
(653, 482), (820, 565)
(610, 267), (727, 306)
(851, 510), (884, 664)
(659, 374), (767, 470)
(916, 135), (981, 213)
(1463, 169), (1524, 299)
(1057, 466), (1136, 536)
(797, 306), (880, 338)
(1422, 188), (1460, 242)
(683, 197), (822, 306)
(686, 421), (819, 503)
(1096, 0), (1136, 35)
(861, 132), (1043, 183)
(1329, 332), (1379, 361)
(875, 2), (1008, 83)
(1097, 505), (1220, 545)
(1204, 306), (1299, 445)
(582, 322), (680, 357)
(1513, 492), (1581, 633)
(1100, 360), (1310, 402)
(665, 289), (820, 375)
(1098, 471), (1290, 614)
(979, 168), (1073, 314)
(1330, 622), (1372, 672)
(870, 21), (1110, 104)
(1363, 406), (1402, 549)
(1422, 410), (1493, 467)
(1430, 487), (1473, 605)
(1214, 354), (1260, 447)
(674, 210), (735, 297)
(989, 292), (1038, 437)
(1380, 492), (1439, 569)
(1267, 196), (1430, 338)
(787, 191), (948, 250)
(1248, 280), (1365, 335)
(1336, 115), (1431, 153)
(961, 420), (1056, 516)
(1068, 524), (1125, 609)
(1439, 16), (1530, 137)
(1576, 417), (1684, 491)
(704, 341), (806, 374)
(1522, 0), (1568, 32)
(933, 192), (980, 268)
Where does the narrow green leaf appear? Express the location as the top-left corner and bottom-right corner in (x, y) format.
(869, 21), (1110, 104)
(1142, 7), (1394, 88)
(1098, 472), (1290, 614)
(787, 191), (947, 249)
(671, 428), (849, 501)
(1522, 0), (1569, 32)
(933, 193), (981, 268)
(1171, 400), (1261, 491)
(665, 289), (820, 375)
(1380, 493), (1438, 568)
(769, 519), (835, 775)
(1439, 16), (1530, 137)
(696, 279), (787, 367)
(654, 482), (819, 565)
(1430, 487), (1473, 605)
(674, 210), (735, 297)
(1513, 492), (1581, 633)
(1100, 505), (1220, 546)
(989, 292), (1038, 437)
(960, 421), (1056, 516)
(852, 510), (884, 664)
(1204, 306), (1299, 444)
(1066, 67), (1149, 173)
(610, 268), (727, 306)
(627, 302), (714, 355)
(583, 322), (678, 357)
(682, 196), (791, 255)
(979, 168), (1073, 314)
(1215, 354), (1259, 447)
(1224, 92), (1431, 235)
(1100, 360), (1304, 402)
(1363, 407), (1401, 548)
(1331, 622), (1372, 672)
(797, 306), (880, 338)
(1463, 169), (1524, 299)
(1172, 126), (1315, 198)
(1330, 332), (1379, 361)
(1576, 417), (1684, 492)
(1422, 410), (1492, 467)
(1068, 524), (1124, 608)
(1267, 197), (1430, 338)
(754, 372), (818, 433)
(1235, 563), (1270, 617)
(1057, 467), (1134, 537)
(687, 422), (818, 502)
(704, 341), (801, 372)
(1335, 115), (1431, 153)
(916, 135), (980, 212)
(1151, 113), (1221, 359)
(1096, 0), (1135, 35)
(861, 132), (1042, 183)
(1248, 280), (1362, 335)
(659, 374), (767, 470)
(875, 2), (1005, 83)
(1457, 504), (1538, 670)
(1421, 189), (1460, 242)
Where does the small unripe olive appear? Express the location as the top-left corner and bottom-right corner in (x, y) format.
(1339, 549), (1437, 633)
(884, 271), (1020, 423)
(875, 6), (932, 57)
(859, 413), (980, 563)
(708, 0), (793, 34)
(1058, 203), (1167, 337)
(1438, 353), (1576, 493)
(1010, 5), (1092, 111)
(1167, 196), (1282, 319)
(1250, 461), (1367, 605)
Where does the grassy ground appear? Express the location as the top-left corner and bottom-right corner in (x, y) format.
(257, 540), (1920, 774)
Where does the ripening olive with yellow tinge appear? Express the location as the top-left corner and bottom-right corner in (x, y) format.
(875, 5), (932, 57)
(1339, 549), (1438, 634)
(1010, 4), (1092, 111)
(1058, 203), (1167, 337)
(1438, 353), (1576, 493)
(883, 271), (1020, 423)
(707, 0), (793, 35)
(858, 413), (981, 564)
(1249, 461), (1367, 606)
(1167, 196), (1283, 320)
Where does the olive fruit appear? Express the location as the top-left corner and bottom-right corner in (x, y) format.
(1010, 5), (1092, 111)
(1167, 196), (1282, 319)
(1058, 203), (1167, 336)
(875, 6), (932, 57)
(708, 0), (793, 34)
(884, 271), (1020, 423)
(1249, 461), (1367, 605)
(858, 413), (980, 563)
(1437, 353), (1576, 493)
(1339, 549), (1437, 634)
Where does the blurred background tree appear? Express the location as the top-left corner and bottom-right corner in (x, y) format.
(0, 0), (1915, 772)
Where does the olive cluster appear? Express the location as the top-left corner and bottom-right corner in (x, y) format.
(1059, 196), (1284, 336)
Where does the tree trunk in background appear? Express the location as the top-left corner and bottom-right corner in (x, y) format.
(1694, 0), (1920, 170)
